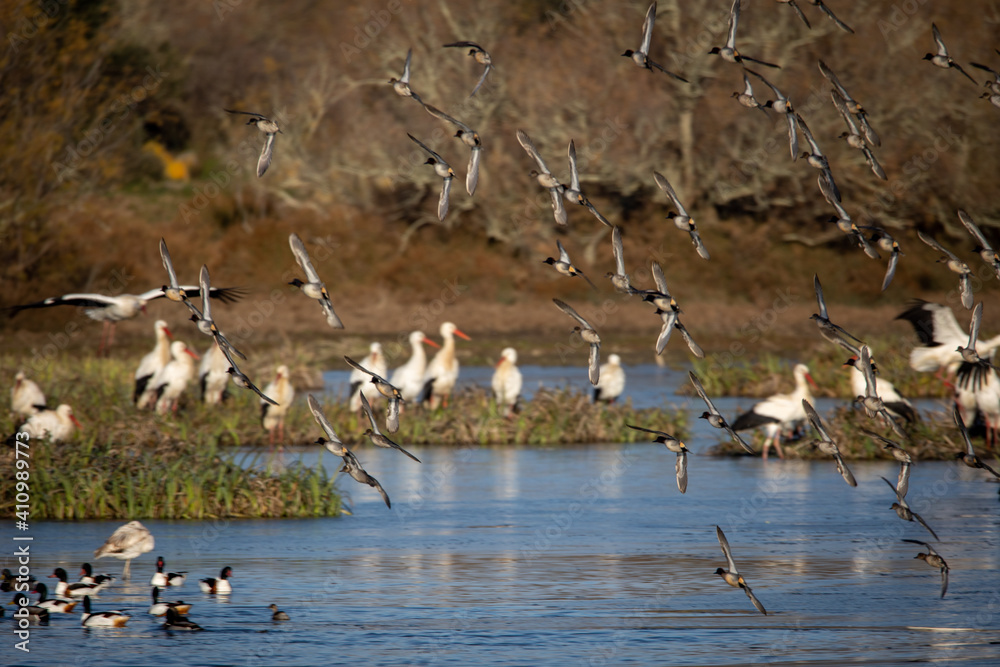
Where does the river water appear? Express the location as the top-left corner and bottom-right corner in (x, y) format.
(7, 366), (1000, 666)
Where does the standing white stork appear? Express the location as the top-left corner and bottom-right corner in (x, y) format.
(199, 341), (231, 405)
(593, 354), (626, 403)
(94, 521), (154, 580)
(732, 364), (816, 460)
(348, 343), (387, 412)
(261, 365), (295, 446)
(491, 347), (522, 417)
(18, 404), (81, 442)
(11, 370), (46, 418)
(151, 341), (200, 415)
(134, 320), (173, 409)
(390, 331), (440, 402)
(420, 322), (471, 409)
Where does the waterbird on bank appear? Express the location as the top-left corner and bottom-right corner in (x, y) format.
(802, 399), (856, 486)
(223, 109), (282, 177)
(269, 603), (290, 621)
(492, 347), (522, 417)
(516, 129), (567, 226)
(390, 331), (440, 403)
(443, 41), (493, 97)
(881, 476), (939, 541)
(553, 299), (602, 386)
(288, 232), (344, 329)
(18, 404), (81, 443)
(360, 392), (420, 462)
(348, 343), (388, 412)
(626, 424), (688, 493)
(340, 448), (392, 509)
(593, 354), (625, 403)
(134, 320), (173, 409)
(199, 341), (231, 405)
(308, 394), (348, 457)
(420, 322), (470, 409)
(48, 568), (104, 598)
(190, 264), (247, 360)
(151, 340), (200, 415)
(732, 364), (816, 460)
(709, 0), (780, 69)
(389, 48), (423, 104)
(830, 89), (885, 180)
(622, 2), (688, 82)
(94, 521), (154, 580)
(31, 583), (76, 613)
(689, 371), (754, 454)
(151, 557), (186, 588)
(11, 370), (46, 418)
(149, 587), (191, 617)
(163, 605), (204, 630)
(817, 60), (879, 146)
(917, 231), (974, 309)
(81, 595), (129, 627)
(408, 133), (455, 221)
(902, 539), (949, 599)
(199, 566), (232, 594)
(957, 209), (1000, 281)
(862, 428), (912, 497)
(923, 24), (977, 85)
(714, 526), (767, 615)
(564, 140), (613, 227)
(953, 405), (1000, 479)
(261, 365), (295, 445)
(746, 69), (798, 159)
(543, 239), (597, 290)
(423, 103), (482, 196)
(653, 171), (709, 260)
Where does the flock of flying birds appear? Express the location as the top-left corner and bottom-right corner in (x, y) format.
(7, 0), (1000, 618)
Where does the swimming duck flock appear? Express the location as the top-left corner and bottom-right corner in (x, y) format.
(6, 0), (1000, 629)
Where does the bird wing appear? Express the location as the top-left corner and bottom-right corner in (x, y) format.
(882, 246), (899, 292)
(784, 113), (799, 160)
(676, 320), (705, 358)
(612, 225), (626, 275)
(830, 89), (860, 136)
(556, 240), (572, 264)
(802, 399), (832, 442)
(880, 475), (904, 503)
(968, 302), (984, 349)
(726, 0), (739, 49)
(931, 23), (947, 56)
(567, 140), (581, 193)
(743, 583), (767, 615)
(422, 103), (473, 134)
(626, 423), (671, 439)
(516, 129), (553, 175)
(689, 227), (710, 260)
(651, 261), (669, 294)
(689, 371), (718, 414)
(911, 510), (940, 541)
(640, 1), (656, 55)
(860, 345), (879, 397)
(897, 461), (911, 499)
(548, 187), (567, 226)
(917, 231), (959, 262)
(289, 233), (321, 283)
(588, 342), (601, 386)
(307, 394), (342, 445)
(958, 209), (993, 252)
(813, 274), (829, 321)
(199, 265), (213, 321)
(786, 0), (810, 28)
(401, 48), (413, 84)
(656, 310), (677, 355)
(716, 526), (739, 574)
(386, 397), (400, 434)
(469, 64), (490, 97)
(816, 0), (853, 33)
(652, 171), (688, 217)
(223, 108), (266, 120)
(953, 405), (976, 457)
(359, 391), (380, 433)
(676, 451), (688, 494)
(257, 132), (275, 178)
(466, 146), (481, 196)
(795, 113), (822, 154)
(159, 238), (181, 289)
(438, 174), (452, 221)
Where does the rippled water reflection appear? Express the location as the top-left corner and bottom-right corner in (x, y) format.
(12, 440), (1000, 666)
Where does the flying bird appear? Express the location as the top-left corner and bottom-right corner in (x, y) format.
(443, 41), (493, 97)
(359, 392), (420, 462)
(408, 133), (455, 221)
(564, 140), (613, 227)
(626, 424), (689, 493)
(709, 0), (781, 68)
(714, 526), (767, 615)
(917, 231), (974, 309)
(543, 239), (597, 290)
(802, 399), (856, 486)
(389, 48), (423, 104)
(516, 129), (567, 226)
(923, 24), (978, 84)
(689, 371), (754, 454)
(223, 109), (282, 178)
(817, 60), (879, 146)
(957, 209), (1000, 281)
(340, 449), (392, 509)
(606, 225), (638, 294)
(220, 343), (278, 406)
(747, 68), (798, 159)
(881, 476), (939, 541)
(288, 232), (344, 329)
(422, 103), (482, 196)
(621, 2), (688, 82)
(553, 299), (602, 385)
(653, 171), (709, 260)
(902, 539), (949, 599)
(953, 405), (1000, 479)
(347, 355), (405, 433)
(861, 428), (912, 498)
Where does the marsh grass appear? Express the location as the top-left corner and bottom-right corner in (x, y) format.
(687, 343), (950, 399)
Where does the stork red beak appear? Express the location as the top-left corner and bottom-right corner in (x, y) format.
(163, 327), (174, 339)
(70, 415), (82, 429)
(422, 337), (440, 348)
(806, 374), (818, 388)
(453, 328), (471, 341)
(184, 348), (201, 360)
